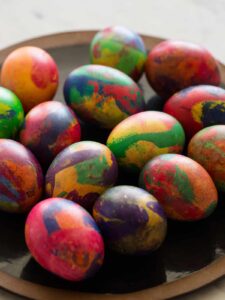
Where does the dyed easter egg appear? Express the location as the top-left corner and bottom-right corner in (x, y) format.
(164, 85), (225, 139)
(0, 46), (59, 112)
(139, 154), (218, 221)
(145, 40), (220, 98)
(25, 198), (104, 281)
(63, 64), (144, 129)
(0, 87), (24, 138)
(19, 101), (81, 168)
(90, 26), (147, 81)
(106, 111), (185, 172)
(45, 141), (118, 210)
(93, 186), (167, 255)
(0, 139), (43, 213)
(188, 125), (225, 192)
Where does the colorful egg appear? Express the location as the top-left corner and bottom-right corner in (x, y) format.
(139, 154), (218, 221)
(164, 85), (225, 139)
(19, 101), (81, 168)
(25, 198), (104, 281)
(0, 139), (43, 213)
(0, 46), (59, 112)
(188, 125), (225, 192)
(93, 185), (167, 255)
(106, 111), (185, 172)
(90, 26), (147, 81)
(0, 87), (24, 138)
(45, 141), (118, 210)
(145, 40), (220, 98)
(63, 64), (144, 129)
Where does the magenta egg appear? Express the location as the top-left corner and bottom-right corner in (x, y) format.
(25, 198), (105, 281)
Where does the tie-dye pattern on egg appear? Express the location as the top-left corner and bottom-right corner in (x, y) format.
(25, 198), (104, 281)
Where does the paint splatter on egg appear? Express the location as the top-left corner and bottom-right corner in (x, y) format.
(0, 87), (24, 138)
(139, 154), (218, 221)
(106, 111), (185, 172)
(25, 198), (104, 281)
(164, 85), (225, 139)
(0, 139), (43, 213)
(93, 186), (167, 255)
(45, 141), (118, 210)
(19, 101), (81, 168)
(0, 46), (59, 112)
(188, 125), (225, 192)
(145, 40), (220, 98)
(90, 26), (147, 81)
(63, 64), (144, 129)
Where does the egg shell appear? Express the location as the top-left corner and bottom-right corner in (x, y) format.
(90, 26), (147, 81)
(63, 64), (144, 129)
(19, 101), (81, 168)
(0, 87), (24, 138)
(25, 198), (104, 281)
(45, 141), (118, 210)
(139, 154), (218, 221)
(0, 46), (59, 112)
(93, 185), (167, 255)
(106, 111), (185, 172)
(164, 85), (225, 139)
(0, 139), (43, 213)
(188, 125), (225, 192)
(145, 40), (220, 98)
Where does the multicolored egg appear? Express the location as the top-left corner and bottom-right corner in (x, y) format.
(164, 85), (225, 139)
(90, 26), (147, 81)
(45, 141), (118, 210)
(145, 40), (221, 98)
(139, 154), (218, 221)
(93, 185), (167, 255)
(19, 101), (81, 168)
(0, 46), (59, 112)
(25, 198), (104, 281)
(106, 111), (185, 172)
(0, 139), (43, 213)
(188, 125), (225, 192)
(0, 87), (24, 138)
(63, 64), (144, 129)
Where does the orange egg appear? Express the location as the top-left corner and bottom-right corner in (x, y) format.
(0, 46), (59, 112)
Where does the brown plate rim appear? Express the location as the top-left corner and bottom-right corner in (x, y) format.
(1, 30), (225, 300)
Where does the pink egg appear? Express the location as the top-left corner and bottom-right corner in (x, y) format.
(25, 198), (105, 281)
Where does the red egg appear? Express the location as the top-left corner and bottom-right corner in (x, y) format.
(145, 40), (220, 98)
(164, 85), (225, 139)
(25, 198), (104, 281)
(0, 46), (59, 112)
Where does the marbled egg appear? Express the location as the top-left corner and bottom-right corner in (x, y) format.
(90, 26), (147, 81)
(63, 64), (144, 129)
(0, 87), (24, 138)
(188, 125), (225, 192)
(25, 198), (104, 281)
(0, 46), (59, 112)
(164, 85), (225, 139)
(93, 186), (167, 255)
(145, 40), (220, 98)
(106, 111), (185, 172)
(45, 141), (118, 210)
(139, 154), (218, 221)
(0, 139), (43, 213)
(19, 101), (81, 168)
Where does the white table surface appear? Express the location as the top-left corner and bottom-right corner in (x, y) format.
(1, 0), (225, 299)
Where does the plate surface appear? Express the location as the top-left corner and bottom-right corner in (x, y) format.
(1, 31), (225, 300)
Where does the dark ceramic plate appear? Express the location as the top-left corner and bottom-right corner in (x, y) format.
(0, 31), (225, 300)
